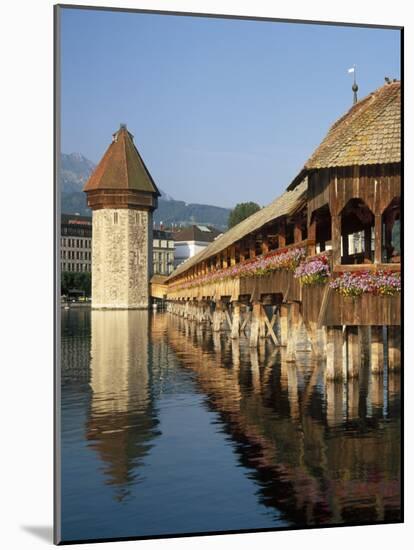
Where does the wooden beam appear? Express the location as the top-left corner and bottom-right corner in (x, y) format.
(332, 214), (341, 265)
(374, 214), (382, 264)
(249, 236), (256, 259)
(278, 219), (286, 248)
(308, 217), (316, 256)
(262, 306), (280, 346)
(230, 245), (236, 266)
(364, 227), (372, 262)
(294, 217), (302, 243)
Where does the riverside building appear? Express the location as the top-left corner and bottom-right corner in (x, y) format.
(60, 214), (92, 273)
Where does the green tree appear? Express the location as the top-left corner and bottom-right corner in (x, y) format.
(228, 202), (261, 229)
(61, 271), (91, 296)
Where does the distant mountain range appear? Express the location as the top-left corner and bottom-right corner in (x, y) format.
(60, 153), (231, 230)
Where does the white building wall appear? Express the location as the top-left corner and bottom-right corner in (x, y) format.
(174, 240), (210, 268)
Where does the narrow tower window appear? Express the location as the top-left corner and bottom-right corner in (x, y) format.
(114, 212), (118, 224)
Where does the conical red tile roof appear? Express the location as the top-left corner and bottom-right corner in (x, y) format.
(83, 125), (160, 196)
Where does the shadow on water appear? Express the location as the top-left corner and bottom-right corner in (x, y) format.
(59, 309), (401, 541)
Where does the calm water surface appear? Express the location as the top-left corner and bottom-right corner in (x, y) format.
(60, 309), (401, 542)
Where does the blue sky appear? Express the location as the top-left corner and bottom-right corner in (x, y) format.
(60, 7), (400, 207)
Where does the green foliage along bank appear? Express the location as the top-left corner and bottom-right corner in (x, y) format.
(228, 202), (261, 229)
(61, 272), (91, 297)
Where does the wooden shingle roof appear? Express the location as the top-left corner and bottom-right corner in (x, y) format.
(83, 125), (160, 196)
(167, 178), (307, 281)
(305, 81), (400, 172)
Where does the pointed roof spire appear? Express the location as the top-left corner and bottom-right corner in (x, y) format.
(84, 124), (161, 196)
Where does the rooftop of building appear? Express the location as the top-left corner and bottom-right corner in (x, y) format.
(61, 213), (93, 226)
(173, 224), (223, 243)
(153, 229), (174, 240)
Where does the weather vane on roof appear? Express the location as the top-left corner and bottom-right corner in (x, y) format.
(348, 65), (358, 105)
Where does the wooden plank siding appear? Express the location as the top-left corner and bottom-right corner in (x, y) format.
(329, 164), (400, 217)
(307, 164), (400, 222)
(324, 292), (400, 326)
(302, 283), (400, 326)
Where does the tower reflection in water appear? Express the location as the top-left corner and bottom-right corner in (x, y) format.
(86, 310), (160, 502)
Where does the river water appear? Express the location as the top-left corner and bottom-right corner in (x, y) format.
(60, 308), (401, 543)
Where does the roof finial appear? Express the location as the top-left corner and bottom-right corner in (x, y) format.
(348, 65), (358, 104)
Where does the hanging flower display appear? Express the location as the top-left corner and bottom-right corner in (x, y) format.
(294, 255), (331, 285)
(173, 247), (306, 290)
(329, 270), (401, 297)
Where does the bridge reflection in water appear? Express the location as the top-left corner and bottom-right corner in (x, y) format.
(60, 309), (401, 542)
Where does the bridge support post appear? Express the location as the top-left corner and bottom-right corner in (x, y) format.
(326, 325), (344, 381)
(346, 326), (361, 379)
(286, 302), (300, 362)
(371, 326), (384, 374)
(213, 301), (224, 332)
(388, 326), (401, 371)
(231, 301), (241, 339)
(369, 372), (384, 410)
(279, 304), (288, 346)
(347, 377), (360, 420)
(307, 321), (326, 358)
(249, 302), (261, 347)
(326, 380), (344, 426)
(259, 304), (267, 339)
(358, 325), (370, 365)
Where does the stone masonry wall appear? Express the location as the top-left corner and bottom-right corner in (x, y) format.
(92, 209), (151, 309)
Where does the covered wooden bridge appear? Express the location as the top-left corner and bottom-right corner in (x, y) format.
(161, 81), (401, 380)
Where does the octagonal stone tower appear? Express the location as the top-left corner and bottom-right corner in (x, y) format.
(83, 124), (160, 309)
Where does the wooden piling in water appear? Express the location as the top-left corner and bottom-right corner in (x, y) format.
(249, 302), (261, 347)
(326, 326), (344, 381)
(326, 380), (344, 427)
(279, 304), (288, 347)
(371, 326), (384, 374)
(346, 326), (361, 379)
(231, 301), (241, 339)
(347, 378), (360, 420)
(387, 325), (401, 371)
(212, 301), (224, 332)
(286, 302), (300, 362)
